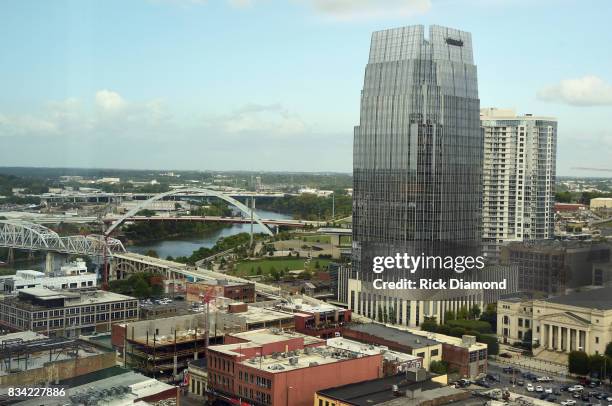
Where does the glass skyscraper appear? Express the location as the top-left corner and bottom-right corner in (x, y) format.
(351, 25), (483, 317)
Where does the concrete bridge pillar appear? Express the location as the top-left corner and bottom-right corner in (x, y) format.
(7, 248), (14, 264)
(45, 252), (55, 275)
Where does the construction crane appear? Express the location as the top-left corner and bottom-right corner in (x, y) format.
(199, 287), (216, 348)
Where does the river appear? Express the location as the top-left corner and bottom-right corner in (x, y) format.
(129, 209), (292, 259)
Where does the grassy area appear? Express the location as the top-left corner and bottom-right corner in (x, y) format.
(298, 235), (331, 243)
(234, 257), (332, 277)
(0, 267), (17, 276)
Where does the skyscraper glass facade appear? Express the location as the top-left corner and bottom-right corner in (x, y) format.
(353, 25), (483, 299)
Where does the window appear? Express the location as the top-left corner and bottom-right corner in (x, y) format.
(431, 349), (439, 357)
(417, 352), (425, 358)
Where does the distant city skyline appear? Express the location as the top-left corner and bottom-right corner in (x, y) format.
(1, 0), (611, 175)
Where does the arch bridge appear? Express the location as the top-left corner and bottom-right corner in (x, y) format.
(0, 220), (125, 257)
(104, 187), (275, 237)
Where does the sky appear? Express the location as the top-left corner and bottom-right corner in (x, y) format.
(1, 0), (611, 175)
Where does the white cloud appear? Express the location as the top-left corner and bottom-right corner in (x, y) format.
(227, 0), (253, 8)
(95, 90), (126, 112)
(219, 103), (307, 136)
(306, 0), (431, 21)
(537, 75), (612, 106)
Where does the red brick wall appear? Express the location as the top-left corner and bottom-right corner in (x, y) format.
(111, 323), (127, 349)
(272, 354), (383, 406)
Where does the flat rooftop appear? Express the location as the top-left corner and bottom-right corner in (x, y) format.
(11, 369), (175, 406)
(317, 372), (445, 406)
(0, 330), (47, 343)
(209, 329), (324, 358)
(276, 300), (343, 314)
(17, 287), (135, 304)
(543, 287), (612, 311)
(231, 329), (323, 347)
(403, 328), (487, 351)
(240, 346), (365, 373)
(224, 306), (295, 324)
(326, 337), (422, 362)
(346, 323), (439, 349)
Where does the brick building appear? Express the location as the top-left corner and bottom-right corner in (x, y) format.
(206, 329), (383, 406)
(275, 300), (351, 338)
(186, 280), (255, 303)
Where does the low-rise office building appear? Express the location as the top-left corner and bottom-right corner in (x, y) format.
(497, 287), (612, 355)
(405, 328), (488, 378)
(326, 337), (423, 375)
(0, 287), (138, 337)
(341, 323), (443, 371)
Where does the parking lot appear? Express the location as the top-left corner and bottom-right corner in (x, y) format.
(468, 362), (612, 405)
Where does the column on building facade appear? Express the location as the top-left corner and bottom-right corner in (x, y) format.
(566, 327), (571, 352)
(548, 324), (554, 349)
(557, 326), (562, 351)
(583, 330), (589, 353)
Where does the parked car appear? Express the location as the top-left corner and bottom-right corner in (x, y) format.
(527, 384), (535, 392)
(561, 400), (576, 406)
(538, 376), (554, 383)
(545, 388), (553, 394)
(517, 380), (525, 386)
(536, 385), (544, 392)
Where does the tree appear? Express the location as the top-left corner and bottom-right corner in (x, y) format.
(555, 191), (573, 203)
(429, 360), (448, 374)
(469, 304), (481, 320)
(145, 249), (159, 258)
(133, 278), (151, 299)
(478, 334), (499, 356)
(480, 303), (497, 331)
(457, 306), (469, 320)
(605, 342), (612, 358)
(444, 310), (456, 322)
(449, 327), (466, 338)
(421, 318), (438, 333)
(569, 351), (590, 375)
(589, 354), (607, 376)
(388, 306), (397, 324)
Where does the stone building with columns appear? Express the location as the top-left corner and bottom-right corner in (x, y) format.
(497, 287), (612, 355)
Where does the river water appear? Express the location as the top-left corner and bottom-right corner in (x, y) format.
(129, 209), (291, 259)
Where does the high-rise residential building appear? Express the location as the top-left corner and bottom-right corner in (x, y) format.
(350, 25), (484, 326)
(481, 108), (557, 262)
